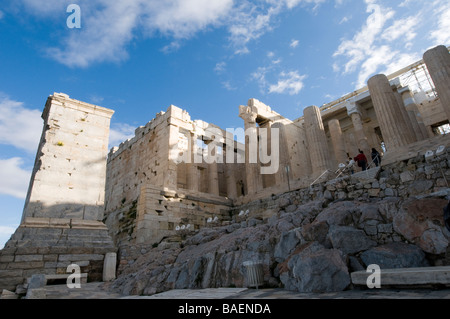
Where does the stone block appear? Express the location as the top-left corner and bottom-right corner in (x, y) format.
(14, 255), (44, 262)
(27, 274), (47, 290)
(25, 288), (46, 299)
(103, 252), (117, 282)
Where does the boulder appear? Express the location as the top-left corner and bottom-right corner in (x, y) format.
(327, 226), (376, 255)
(360, 242), (429, 269)
(280, 242), (350, 293)
(274, 228), (301, 262)
(393, 198), (449, 254)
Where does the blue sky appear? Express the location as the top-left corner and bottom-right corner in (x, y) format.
(0, 0), (449, 248)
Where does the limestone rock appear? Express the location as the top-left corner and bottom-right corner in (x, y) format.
(327, 225), (376, 255)
(274, 228), (301, 262)
(393, 198), (449, 254)
(280, 242), (350, 293)
(360, 242), (429, 269)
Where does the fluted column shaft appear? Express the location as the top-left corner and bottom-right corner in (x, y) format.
(368, 74), (416, 150)
(423, 45), (450, 122)
(328, 119), (348, 166)
(304, 105), (331, 177)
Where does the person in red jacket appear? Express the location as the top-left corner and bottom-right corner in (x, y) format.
(354, 150), (368, 171)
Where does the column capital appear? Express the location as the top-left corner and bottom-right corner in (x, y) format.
(239, 105), (258, 124)
(345, 97), (361, 116)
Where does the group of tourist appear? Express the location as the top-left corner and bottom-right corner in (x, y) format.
(346, 148), (382, 174)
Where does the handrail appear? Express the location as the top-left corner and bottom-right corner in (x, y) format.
(310, 169), (332, 188)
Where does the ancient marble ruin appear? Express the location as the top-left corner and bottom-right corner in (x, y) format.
(1, 45), (450, 295)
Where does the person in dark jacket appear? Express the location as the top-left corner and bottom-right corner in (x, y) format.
(354, 150), (368, 171)
(371, 148), (381, 167)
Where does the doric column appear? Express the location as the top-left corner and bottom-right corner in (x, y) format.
(393, 89), (418, 143)
(303, 105), (331, 177)
(271, 122), (290, 187)
(328, 119), (348, 166)
(206, 140), (220, 196)
(346, 98), (371, 157)
(368, 74), (416, 150)
(186, 132), (199, 192)
(423, 45), (450, 121)
(224, 145), (237, 200)
(398, 86), (429, 140)
(239, 105), (263, 195)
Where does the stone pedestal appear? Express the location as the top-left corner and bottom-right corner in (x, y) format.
(303, 105), (331, 177)
(368, 75), (416, 150)
(0, 93), (116, 291)
(423, 45), (450, 121)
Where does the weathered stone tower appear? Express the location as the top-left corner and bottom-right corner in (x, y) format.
(0, 93), (116, 291)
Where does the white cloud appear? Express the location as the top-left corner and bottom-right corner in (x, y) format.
(333, 1), (395, 75)
(430, 2), (450, 46)
(0, 225), (18, 249)
(382, 16), (419, 42)
(290, 39), (299, 48)
(269, 71), (307, 95)
(214, 62), (227, 74)
(333, 0), (449, 89)
(109, 122), (136, 148)
(222, 81), (237, 91)
(16, 0), (326, 66)
(251, 66), (270, 94)
(0, 94), (42, 153)
(0, 157), (32, 199)
(339, 16), (351, 24)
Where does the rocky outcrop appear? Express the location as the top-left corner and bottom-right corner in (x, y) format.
(107, 194), (450, 296)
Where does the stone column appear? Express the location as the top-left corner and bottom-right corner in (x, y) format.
(206, 140), (220, 196)
(271, 122), (290, 188)
(303, 105), (331, 178)
(224, 146), (237, 200)
(165, 123), (179, 190)
(423, 45), (450, 121)
(394, 90), (418, 143)
(346, 98), (371, 157)
(186, 132), (199, 192)
(398, 86), (429, 140)
(239, 106), (263, 195)
(328, 119), (348, 166)
(368, 74), (416, 150)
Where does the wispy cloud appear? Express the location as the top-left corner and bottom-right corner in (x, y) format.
(109, 122), (136, 148)
(333, 0), (449, 89)
(0, 94), (42, 153)
(214, 61), (227, 74)
(429, 1), (450, 46)
(0, 157), (31, 199)
(15, 0), (326, 67)
(269, 71), (307, 95)
(290, 39), (299, 48)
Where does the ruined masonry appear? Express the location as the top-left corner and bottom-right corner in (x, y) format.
(0, 94), (116, 291)
(1, 45), (450, 293)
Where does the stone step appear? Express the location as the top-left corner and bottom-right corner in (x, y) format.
(351, 266), (450, 287)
